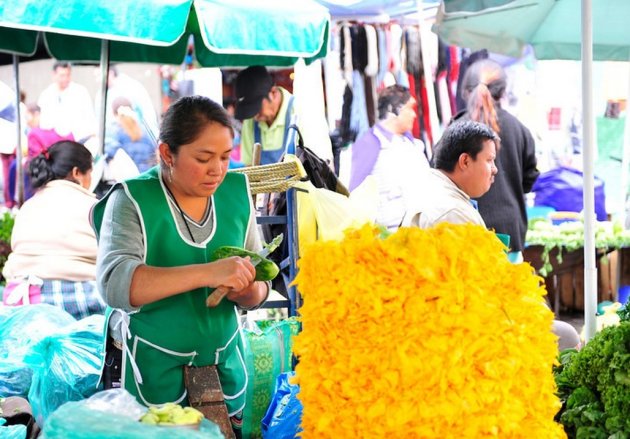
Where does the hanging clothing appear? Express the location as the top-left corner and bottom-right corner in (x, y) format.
(349, 71), (370, 141)
(364, 25), (379, 77)
(376, 27), (389, 89)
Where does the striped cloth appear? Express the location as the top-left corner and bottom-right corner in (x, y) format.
(40, 279), (106, 320)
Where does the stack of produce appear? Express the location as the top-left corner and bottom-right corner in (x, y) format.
(294, 224), (566, 438)
(139, 403), (204, 426)
(526, 219), (630, 275)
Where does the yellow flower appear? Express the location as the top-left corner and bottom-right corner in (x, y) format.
(293, 223), (566, 438)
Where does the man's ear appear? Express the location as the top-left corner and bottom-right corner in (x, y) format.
(457, 152), (470, 171)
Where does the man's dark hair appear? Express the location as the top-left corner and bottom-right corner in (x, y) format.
(377, 85), (411, 120)
(52, 61), (71, 71)
(432, 120), (498, 172)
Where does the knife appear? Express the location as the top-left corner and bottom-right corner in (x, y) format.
(205, 233), (284, 307)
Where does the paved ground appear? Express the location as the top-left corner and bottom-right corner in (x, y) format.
(560, 310), (585, 335)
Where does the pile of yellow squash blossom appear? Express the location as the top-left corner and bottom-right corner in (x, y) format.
(293, 223), (566, 438)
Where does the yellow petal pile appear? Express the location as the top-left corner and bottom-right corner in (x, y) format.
(293, 224), (566, 438)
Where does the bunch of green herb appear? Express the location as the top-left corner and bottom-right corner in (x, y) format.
(0, 211), (14, 284)
(0, 211), (14, 244)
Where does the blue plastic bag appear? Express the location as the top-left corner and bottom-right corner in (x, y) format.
(261, 372), (302, 439)
(0, 424), (27, 439)
(23, 314), (104, 426)
(531, 166), (607, 221)
(0, 304), (75, 397)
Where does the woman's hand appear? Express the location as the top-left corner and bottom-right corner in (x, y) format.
(226, 281), (269, 308)
(207, 256), (256, 291)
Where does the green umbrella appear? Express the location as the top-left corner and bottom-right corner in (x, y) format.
(0, 0), (330, 67)
(433, 0), (622, 341)
(434, 0), (630, 61)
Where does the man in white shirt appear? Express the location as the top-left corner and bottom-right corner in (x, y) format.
(403, 120), (580, 351)
(37, 61), (96, 142)
(0, 80), (18, 208)
(403, 120), (498, 228)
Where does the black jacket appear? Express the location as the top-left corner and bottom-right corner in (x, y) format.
(454, 108), (539, 252)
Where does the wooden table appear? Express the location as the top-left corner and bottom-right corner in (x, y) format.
(616, 247), (630, 291)
(523, 245), (615, 315)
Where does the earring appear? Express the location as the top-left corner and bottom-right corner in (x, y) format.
(168, 165), (173, 183)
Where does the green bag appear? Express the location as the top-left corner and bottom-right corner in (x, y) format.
(241, 318), (299, 439)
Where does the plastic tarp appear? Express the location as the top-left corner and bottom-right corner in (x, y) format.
(24, 314), (104, 426)
(0, 304), (75, 398)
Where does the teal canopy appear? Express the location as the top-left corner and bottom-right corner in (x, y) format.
(433, 0), (630, 61)
(0, 0), (330, 66)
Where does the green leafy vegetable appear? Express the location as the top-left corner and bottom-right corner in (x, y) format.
(526, 219), (630, 276)
(554, 322), (630, 437)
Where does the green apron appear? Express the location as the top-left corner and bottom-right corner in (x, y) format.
(92, 167), (251, 415)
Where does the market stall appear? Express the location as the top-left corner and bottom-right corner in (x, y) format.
(0, 1), (331, 437)
(432, 0), (630, 341)
(525, 215), (630, 313)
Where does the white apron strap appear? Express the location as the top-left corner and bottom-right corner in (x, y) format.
(112, 309), (144, 385)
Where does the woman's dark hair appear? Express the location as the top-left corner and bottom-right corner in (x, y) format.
(29, 140), (93, 189)
(159, 95), (234, 155)
(432, 120), (498, 172)
(377, 85), (412, 120)
(461, 59), (507, 133)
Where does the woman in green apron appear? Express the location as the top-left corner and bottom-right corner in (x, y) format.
(91, 96), (269, 438)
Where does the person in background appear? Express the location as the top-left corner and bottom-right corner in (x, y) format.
(25, 103), (74, 160)
(234, 66), (296, 165)
(106, 66), (159, 140)
(37, 61), (96, 142)
(0, 80), (18, 208)
(15, 103), (75, 201)
(404, 120), (579, 351)
(404, 120), (498, 228)
(456, 58), (539, 262)
(2, 141), (105, 320)
(349, 85), (431, 232)
(235, 65), (333, 167)
(92, 96), (269, 437)
(104, 96), (157, 173)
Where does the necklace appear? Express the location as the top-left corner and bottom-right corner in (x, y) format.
(163, 182), (196, 243)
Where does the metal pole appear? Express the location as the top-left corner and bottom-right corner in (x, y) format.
(582, 0), (597, 342)
(619, 64), (630, 227)
(98, 40), (110, 156)
(12, 55), (23, 207)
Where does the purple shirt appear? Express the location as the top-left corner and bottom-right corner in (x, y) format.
(28, 128), (74, 159)
(349, 124), (417, 191)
